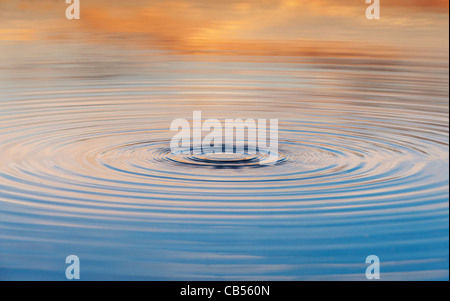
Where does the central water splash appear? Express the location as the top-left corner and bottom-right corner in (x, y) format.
(193, 152), (257, 162)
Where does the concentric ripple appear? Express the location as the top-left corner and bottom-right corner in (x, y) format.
(0, 46), (448, 280)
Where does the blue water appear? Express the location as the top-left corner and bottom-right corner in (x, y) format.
(0, 43), (448, 280)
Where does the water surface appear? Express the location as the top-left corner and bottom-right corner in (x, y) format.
(0, 41), (448, 280)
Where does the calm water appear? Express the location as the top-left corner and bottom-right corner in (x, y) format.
(0, 42), (448, 280)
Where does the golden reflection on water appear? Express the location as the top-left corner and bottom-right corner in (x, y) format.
(1, 0), (448, 52)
